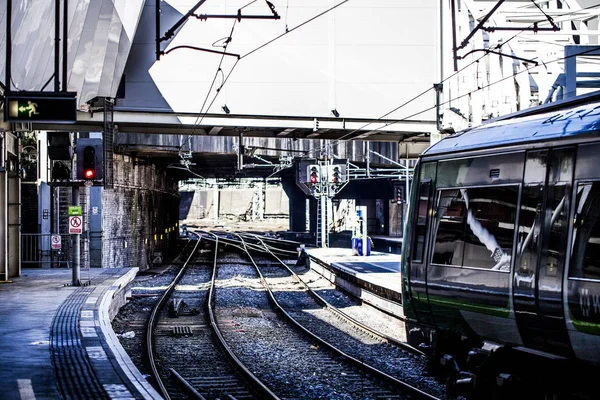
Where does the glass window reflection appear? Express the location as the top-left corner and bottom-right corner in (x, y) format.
(433, 186), (518, 271)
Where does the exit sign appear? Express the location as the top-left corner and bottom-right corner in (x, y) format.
(4, 91), (77, 123)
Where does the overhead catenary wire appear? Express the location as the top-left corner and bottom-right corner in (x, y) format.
(172, 0), (353, 168)
(307, 7), (600, 157)
(175, 0), (345, 155)
(176, 0), (261, 157)
(178, 19), (239, 155)
(357, 44), (600, 136)
(171, 2), (598, 167)
(240, 0), (350, 60)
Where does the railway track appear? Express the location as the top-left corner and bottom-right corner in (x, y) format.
(146, 233), (275, 400)
(116, 231), (444, 399)
(212, 232), (442, 399)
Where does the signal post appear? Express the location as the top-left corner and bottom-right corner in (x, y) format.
(72, 138), (103, 285)
(299, 159), (349, 248)
(49, 136), (103, 286)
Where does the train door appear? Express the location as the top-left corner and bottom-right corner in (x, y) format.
(403, 162), (436, 327)
(565, 142), (600, 365)
(513, 147), (574, 355)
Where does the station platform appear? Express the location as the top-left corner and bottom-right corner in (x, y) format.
(306, 247), (403, 317)
(0, 268), (161, 400)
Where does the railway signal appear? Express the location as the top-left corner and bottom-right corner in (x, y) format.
(328, 164), (346, 184)
(297, 160), (349, 198)
(82, 146), (96, 180)
(395, 186), (404, 204)
(308, 165), (320, 184)
(76, 138), (104, 181)
(330, 166), (340, 183)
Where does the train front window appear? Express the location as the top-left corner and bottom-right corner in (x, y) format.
(570, 182), (600, 280)
(432, 186), (518, 270)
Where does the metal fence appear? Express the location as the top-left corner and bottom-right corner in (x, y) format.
(21, 233), (75, 268)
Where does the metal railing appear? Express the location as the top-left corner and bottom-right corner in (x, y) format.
(21, 233), (75, 268)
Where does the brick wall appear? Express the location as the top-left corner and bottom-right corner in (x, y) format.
(102, 154), (179, 270)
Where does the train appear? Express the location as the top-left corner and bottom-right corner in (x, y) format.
(401, 93), (600, 399)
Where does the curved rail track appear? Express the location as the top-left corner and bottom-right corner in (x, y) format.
(145, 233), (277, 400)
(212, 232), (443, 399)
(137, 231), (443, 399)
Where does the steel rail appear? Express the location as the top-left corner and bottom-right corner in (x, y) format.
(146, 237), (203, 400)
(216, 231), (297, 257)
(251, 234), (423, 355)
(224, 232), (439, 400)
(199, 230), (281, 400)
(242, 231), (409, 325)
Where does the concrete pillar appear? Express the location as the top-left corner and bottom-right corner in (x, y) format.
(281, 178), (308, 232)
(213, 186), (219, 222)
(0, 133), (7, 280)
(8, 162), (20, 277)
(309, 198), (318, 237)
(89, 186), (103, 268)
(39, 182), (52, 268)
(1, 132), (21, 278)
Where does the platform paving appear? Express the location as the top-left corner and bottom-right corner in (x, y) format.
(0, 268), (160, 400)
(307, 247), (404, 318)
(307, 247), (401, 293)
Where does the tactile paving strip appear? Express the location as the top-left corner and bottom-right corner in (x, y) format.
(50, 286), (108, 399)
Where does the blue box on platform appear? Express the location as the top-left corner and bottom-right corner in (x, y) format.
(351, 237), (371, 256)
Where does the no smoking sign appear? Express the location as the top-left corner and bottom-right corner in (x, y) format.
(69, 216), (82, 234)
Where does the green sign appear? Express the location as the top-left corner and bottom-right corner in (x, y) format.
(68, 206), (82, 216)
(4, 91), (77, 123)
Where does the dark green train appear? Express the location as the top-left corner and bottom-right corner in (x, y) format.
(401, 94), (600, 399)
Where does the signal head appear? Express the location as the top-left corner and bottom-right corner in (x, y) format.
(83, 146), (96, 180)
(308, 165), (320, 184)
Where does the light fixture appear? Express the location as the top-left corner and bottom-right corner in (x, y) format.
(331, 109), (340, 117)
(222, 105), (230, 114)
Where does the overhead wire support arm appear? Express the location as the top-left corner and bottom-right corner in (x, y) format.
(456, 0), (506, 51)
(484, 23), (560, 33)
(459, 49), (538, 66)
(156, 0), (208, 60)
(156, 0), (279, 60)
(194, 13), (281, 21)
(452, 0), (559, 69)
(165, 45), (240, 59)
(193, 0), (280, 22)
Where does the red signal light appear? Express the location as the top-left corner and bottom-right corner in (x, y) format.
(310, 174), (318, 183)
(84, 169), (95, 179)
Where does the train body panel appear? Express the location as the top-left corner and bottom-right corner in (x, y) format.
(401, 96), (600, 397)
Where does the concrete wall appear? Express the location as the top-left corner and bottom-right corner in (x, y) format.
(219, 189), (254, 219)
(265, 187), (289, 217)
(102, 154), (179, 270)
(180, 185), (289, 222)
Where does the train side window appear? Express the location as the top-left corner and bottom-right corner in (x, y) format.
(432, 189), (466, 266)
(516, 185), (543, 279)
(433, 186), (518, 270)
(412, 180), (431, 263)
(570, 182), (600, 280)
